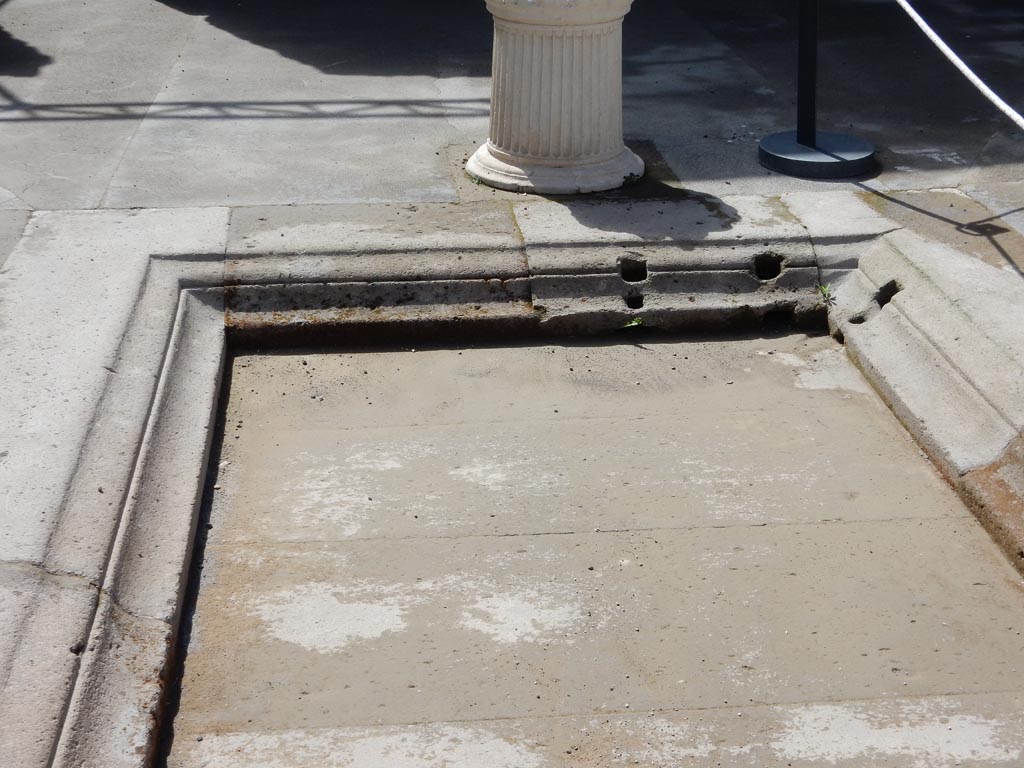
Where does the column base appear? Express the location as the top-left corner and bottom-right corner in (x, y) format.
(467, 144), (645, 194)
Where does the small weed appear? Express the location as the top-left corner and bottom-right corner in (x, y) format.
(816, 282), (836, 308)
(623, 317), (644, 328)
(623, 172), (644, 186)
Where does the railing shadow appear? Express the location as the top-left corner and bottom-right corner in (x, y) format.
(0, 92), (490, 122)
(856, 183), (1024, 278)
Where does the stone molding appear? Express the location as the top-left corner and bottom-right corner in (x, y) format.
(5, 198), (1024, 766)
(484, 0), (636, 26)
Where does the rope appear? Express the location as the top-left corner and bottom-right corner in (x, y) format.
(894, 0), (1024, 132)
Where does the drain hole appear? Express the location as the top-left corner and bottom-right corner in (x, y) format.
(762, 306), (794, 331)
(874, 279), (901, 309)
(848, 314), (867, 325)
(624, 294), (644, 309)
(753, 252), (784, 281)
(619, 257), (648, 283)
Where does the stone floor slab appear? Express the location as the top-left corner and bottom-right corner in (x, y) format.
(98, 21), (486, 208)
(163, 335), (1024, 765)
(171, 516), (1024, 734)
(215, 339), (965, 545)
(168, 691), (1024, 768)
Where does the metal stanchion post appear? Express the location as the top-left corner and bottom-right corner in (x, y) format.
(796, 0), (817, 147)
(759, 0), (876, 179)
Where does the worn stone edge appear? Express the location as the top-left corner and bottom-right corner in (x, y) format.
(956, 445), (1024, 574)
(0, 256), (221, 768)
(52, 290), (227, 768)
(829, 233), (1024, 576)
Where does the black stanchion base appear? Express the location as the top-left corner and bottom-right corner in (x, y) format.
(758, 130), (876, 179)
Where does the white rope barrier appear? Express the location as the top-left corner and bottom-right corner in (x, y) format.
(894, 0), (1024, 132)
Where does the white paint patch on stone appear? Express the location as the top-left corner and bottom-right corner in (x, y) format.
(722, 743), (757, 755)
(279, 442), (445, 536)
(281, 442), (565, 538)
(250, 582), (408, 653)
(343, 440), (440, 472)
(447, 442), (563, 495)
(345, 452), (404, 471)
(246, 567), (599, 653)
(450, 460), (511, 491)
(761, 350), (807, 368)
(223, 547), (268, 570)
(890, 147), (967, 165)
(605, 717), (716, 764)
(180, 723), (550, 768)
(460, 585), (584, 644)
(276, 462), (372, 536)
(699, 543), (773, 569)
(771, 702), (1022, 767)
(763, 348), (872, 394)
(667, 454), (830, 522)
(795, 350), (873, 394)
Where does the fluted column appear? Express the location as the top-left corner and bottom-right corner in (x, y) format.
(467, 0), (644, 194)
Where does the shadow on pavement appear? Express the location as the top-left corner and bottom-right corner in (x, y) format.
(558, 191), (739, 243)
(155, 0), (494, 77)
(678, 0), (1024, 163)
(0, 25), (51, 77)
(533, 140), (742, 240)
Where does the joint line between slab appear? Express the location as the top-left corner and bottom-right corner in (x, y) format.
(207, 512), (971, 550)
(95, 15), (205, 209)
(176, 685), (1024, 737)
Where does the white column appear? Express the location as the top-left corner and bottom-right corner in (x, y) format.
(467, 0), (644, 194)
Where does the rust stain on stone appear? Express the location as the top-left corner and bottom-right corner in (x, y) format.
(960, 434), (1024, 576)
